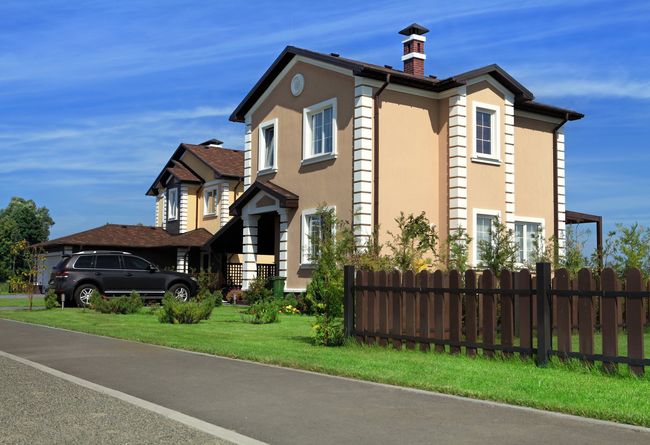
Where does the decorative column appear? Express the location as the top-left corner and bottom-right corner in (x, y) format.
(353, 78), (374, 247)
(504, 94), (516, 231)
(241, 214), (259, 290)
(161, 191), (167, 230)
(277, 209), (289, 278)
(448, 86), (468, 233)
(244, 117), (253, 190)
(179, 184), (189, 233)
(176, 247), (188, 273)
(155, 193), (162, 227)
(556, 128), (566, 255)
(219, 182), (231, 228)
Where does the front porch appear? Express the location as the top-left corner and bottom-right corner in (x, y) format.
(203, 180), (298, 291)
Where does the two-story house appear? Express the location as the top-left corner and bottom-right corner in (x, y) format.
(207, 23), (583, 292)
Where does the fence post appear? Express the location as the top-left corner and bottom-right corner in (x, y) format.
(343, 265), (355, 337)
(536, 262), (552, 366)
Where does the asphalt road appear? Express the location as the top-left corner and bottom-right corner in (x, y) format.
(0, 318), (649, 445)
(0, 354), (228, 445)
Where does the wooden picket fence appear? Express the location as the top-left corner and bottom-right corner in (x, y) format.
(342, 263), (650, 375)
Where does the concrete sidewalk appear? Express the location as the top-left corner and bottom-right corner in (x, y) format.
(0, 319), (648, 445)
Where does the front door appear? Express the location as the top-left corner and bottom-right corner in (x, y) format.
(94, 254), (126, 294)
(121, 255), (166, 295)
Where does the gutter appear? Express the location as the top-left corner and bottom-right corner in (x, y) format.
(552, 113), (569, 246)
(373, 74), (391, 228)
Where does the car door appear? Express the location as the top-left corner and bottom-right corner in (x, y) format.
(121, 255), (166, 295)
(94, 254), (126, 294)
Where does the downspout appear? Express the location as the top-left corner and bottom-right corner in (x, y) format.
(552, 113), (569, 251)
(373, 74), (391, 228)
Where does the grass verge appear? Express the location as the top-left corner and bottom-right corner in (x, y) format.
(1, 305), (649, 427)
(0, 297), (45, 307)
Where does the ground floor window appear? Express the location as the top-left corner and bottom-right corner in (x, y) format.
(302, 211), (322, 265)
(515, 221), (542, 264)
(474, 211), (499, 265)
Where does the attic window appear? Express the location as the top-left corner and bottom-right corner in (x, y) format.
(167, 188), (178, 221)
(204, 188), (218, 216)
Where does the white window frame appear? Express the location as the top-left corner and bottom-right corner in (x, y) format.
(302, 98), (337, 164)
(203, 187), (219, 216)
(472, 208), (501, 267)
(300, 206), (335, 266)
(514, 216), (545, 266)
(471, 101), (501, 164)
(167, 188), (179, 221)
(258, 118), (278, 174)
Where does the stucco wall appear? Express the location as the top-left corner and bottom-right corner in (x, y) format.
(249, 60), (354, 290)
(514, 116), (556, 237)
(376, 89), (440, 246)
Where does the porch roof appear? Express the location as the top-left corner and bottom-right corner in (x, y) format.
(202, 216), (243, 252)
(229, 180), (299, 216)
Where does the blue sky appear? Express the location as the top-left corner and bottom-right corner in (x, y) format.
(1, 0), (649, 243)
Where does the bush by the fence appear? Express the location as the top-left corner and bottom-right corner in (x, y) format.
(44, 289), (58, 309)
(157, 292), (216, 324)
(313, 316), (345, 346)
(89, 291), (144, 314)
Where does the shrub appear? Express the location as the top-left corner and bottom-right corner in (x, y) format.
(226, 288), (243, 304)
(89, 291), (144, 314)
(279, 293), (300, 314)
(243, 276), (273, 305)
(439, 227), (472, 274)
(387, 212), (438, 272)
(477, 217), (518, 275)
(195, 269), (218, 294)
(44, 289), (58, 309)
(157, 292), (215, 324)
(312, 316), (345, 346)
(241, 299), (280, 324)
(197, 289), (223, 307)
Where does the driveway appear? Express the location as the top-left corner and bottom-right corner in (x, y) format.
(0, 319), (648, 445)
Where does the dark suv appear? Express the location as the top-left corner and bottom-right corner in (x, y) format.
(49, 251), (199, 306)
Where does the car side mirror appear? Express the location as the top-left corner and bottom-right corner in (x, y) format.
(148, 264), (158, 272)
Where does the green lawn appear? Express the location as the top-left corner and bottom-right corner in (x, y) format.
(0, 296), (44, 307)
(1, 305), (649, 427)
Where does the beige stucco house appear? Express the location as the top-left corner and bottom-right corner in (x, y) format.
(207, 23), (583, 292)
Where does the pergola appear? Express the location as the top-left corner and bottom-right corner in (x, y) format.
(565, 210), (603, 258)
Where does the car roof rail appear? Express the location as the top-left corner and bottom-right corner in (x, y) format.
(75, 250), (133, 255)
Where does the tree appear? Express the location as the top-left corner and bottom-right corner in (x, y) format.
(387, 212), (438, 272)
(477, 217), (518, 275)
(0, 197), (54, 281)
(601, 223), (650, 279)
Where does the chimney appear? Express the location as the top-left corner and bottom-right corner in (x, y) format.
(200, 138), (224, 148)
(399, 23), (429, 76)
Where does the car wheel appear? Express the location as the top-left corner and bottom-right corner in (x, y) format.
(169, 283), (190, 302)
(74, 284), (98, 307)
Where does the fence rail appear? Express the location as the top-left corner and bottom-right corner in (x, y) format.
(343, 263), (650, 375)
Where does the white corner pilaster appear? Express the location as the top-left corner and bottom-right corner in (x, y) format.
(161, 191), (167, 230)
(179, 184), (189, 233)
(353, 77), (374, 247)
(241, 214), (259, 290)
(504, 94), (516, 230)
(244, 116), (252, 190)
(277, 208), (289, 279)
(155, 193), (162, 227)
(219, 182), (231, 228)
(176, 247), (188, 273)
(449, 86), (468, 234)
(556, 128), (566, 255)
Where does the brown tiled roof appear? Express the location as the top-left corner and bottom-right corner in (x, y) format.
(166, 161), (201, 183)
(34, 224), (212, 249)
(182, 144), (244, 178)
(230, 180), (299, 216)
(230, 46), (582, 122)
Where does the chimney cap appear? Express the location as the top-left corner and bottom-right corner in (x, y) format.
(399, 23), (429, 36)
(200, 138), (224, 147)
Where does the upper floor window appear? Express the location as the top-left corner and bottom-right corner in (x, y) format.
(472, 102), (500, 162)
(258, 119), (277, 173)
(515, 221), (542, 264)
(204, 188), (218, 216)
(167, 188), (178, 221)
(303, 98), (337, 162)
